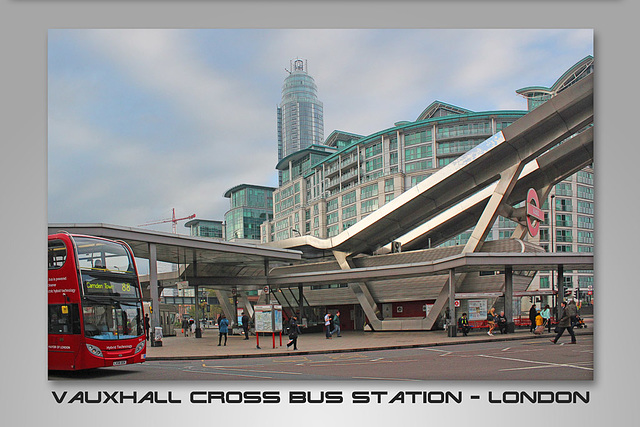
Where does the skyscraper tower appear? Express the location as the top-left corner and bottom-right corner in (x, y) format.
(277, 59), (324, 185)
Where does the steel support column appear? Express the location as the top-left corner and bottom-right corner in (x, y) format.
(505, 266), (514, 331)
(557, 265), (565, 317)
(447, 269), (456, 337)
(148, 243), (160, 329)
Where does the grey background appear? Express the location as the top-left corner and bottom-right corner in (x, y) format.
(1, 1), (636, 425)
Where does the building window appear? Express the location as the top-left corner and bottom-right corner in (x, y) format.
(555, 182), (572, 197)
(410, 175), (430, 187)
(361, 198), (379, 214)
(577, 231), (594, 244)
(555, 198), (573, 212)
(577, 200), (594, 215)
(577, 215), (593, 229)
(365, 142), (382, 158)
(361, 183), (378, 200)
(556, 229), (573, 243)
(577, 185), (594, 200)
(405, 130), (432, 146)
(365, 156), (383, 172)
(327, 224), (339, 237)
(577, 171), (593, 185)
(342, 190), (356, 206)
(405, 145), (432, 161)
(384, 179), (394, 193)
(405, 160), (433, 173)
(389, 151), (398, 165)
(326, 211), (339, 225)
(555, 214), (573, 227)
(342, 205), (357, 220)
(540, 276), (550, 289)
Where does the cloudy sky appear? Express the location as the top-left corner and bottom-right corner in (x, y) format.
(48, 29), (593, 234)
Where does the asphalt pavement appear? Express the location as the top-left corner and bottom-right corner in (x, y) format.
(146, 316), (593, 361)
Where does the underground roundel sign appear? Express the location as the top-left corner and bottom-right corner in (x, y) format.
(526, 188), (544, 237)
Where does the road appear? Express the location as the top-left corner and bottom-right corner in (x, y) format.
(49, 335), (593, 381)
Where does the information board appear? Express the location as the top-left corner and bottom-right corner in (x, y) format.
(254, 305), (273, 332)
(273, 305), (283, 332)
(468, 299), (488, 321)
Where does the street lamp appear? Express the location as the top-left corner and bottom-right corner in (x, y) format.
(292, 229), (301, 237)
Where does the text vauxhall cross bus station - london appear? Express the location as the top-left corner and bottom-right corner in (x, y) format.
(48, 233), (147, 370)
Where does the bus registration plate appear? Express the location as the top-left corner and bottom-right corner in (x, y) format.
(113, 360), (127, 366)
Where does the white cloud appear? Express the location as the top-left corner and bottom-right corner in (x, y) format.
(48, 29), (593, 230)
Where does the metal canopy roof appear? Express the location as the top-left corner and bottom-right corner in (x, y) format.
(184, 251), (593, 289)
(48, 223), (302, 266)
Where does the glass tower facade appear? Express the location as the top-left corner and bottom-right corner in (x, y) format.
(277, 59), (324, 185)
(224, 184), (275, 241)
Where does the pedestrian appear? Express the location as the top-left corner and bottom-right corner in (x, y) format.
(550, 301), (577, 344)
(182, 318), (189, 337)
(189, 318), (196, 335)
(218, 314), (229, 346)
(324, 311), (333, 339)
(540, 304), (551, 332)
(241, 311), (250, 340)
(529, 304), (537, 332)
(567, 299), (579, 328)
(331, 310), (342, 337)
(486, 307), (497, 336)
(534, 311), (545, 335)
(458, 312), (471, 336)
(286, 315), (301, 350)
(496, 310), (508, 334)
(144, 313), (150, 341)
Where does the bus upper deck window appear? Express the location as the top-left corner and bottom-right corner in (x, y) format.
(48, 239), (67, 269)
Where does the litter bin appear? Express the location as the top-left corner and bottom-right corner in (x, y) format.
(153, 326), (163, 347)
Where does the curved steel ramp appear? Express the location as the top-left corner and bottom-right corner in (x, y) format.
(269, 73), (593, 258)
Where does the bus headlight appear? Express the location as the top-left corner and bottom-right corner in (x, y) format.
(135, 340), (146, 354)
(86, 344), (103, 357)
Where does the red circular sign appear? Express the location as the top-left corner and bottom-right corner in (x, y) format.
(526, 188), (544, 237)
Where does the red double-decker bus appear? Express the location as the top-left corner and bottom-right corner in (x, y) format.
(48, 232), (146, 370)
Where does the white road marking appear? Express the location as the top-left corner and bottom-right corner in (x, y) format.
(420, 348), (452, 356)
(478, 354), (593, 371)
(201, 365), (303, 375)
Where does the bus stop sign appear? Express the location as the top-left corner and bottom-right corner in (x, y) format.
(526, 188), (544, 237)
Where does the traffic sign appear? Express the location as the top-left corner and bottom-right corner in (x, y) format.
(526, 188), (544, 237)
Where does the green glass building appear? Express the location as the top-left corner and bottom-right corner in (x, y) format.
(224, 184), (275, 241)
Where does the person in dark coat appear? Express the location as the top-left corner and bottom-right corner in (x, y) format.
(550, 301), (576, 344)
(241, 312), (250, 340)
(496, 310), (508, 334)
(144, 314), (150, 341)
(286, 315), (301, 350)
(529, 304), (537, 332)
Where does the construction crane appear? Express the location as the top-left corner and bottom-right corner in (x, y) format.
(138, 208), (196, 234)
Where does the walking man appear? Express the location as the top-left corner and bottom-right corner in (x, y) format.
(550, 301), (577, 344)
(286, 315), (301, 350)
(324, 311), (332, 339)
(331, 310), (342, 337)
(144, 313), (150, 341)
